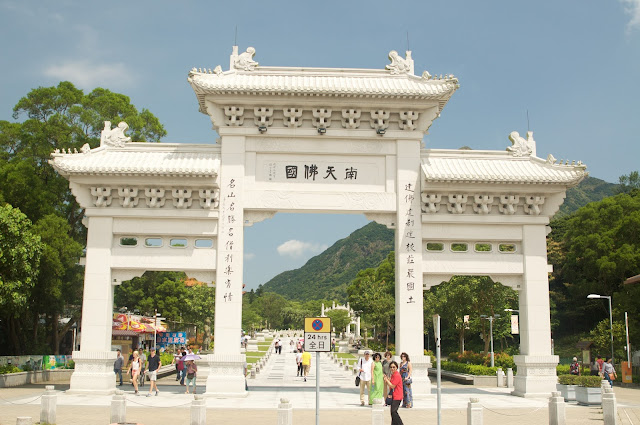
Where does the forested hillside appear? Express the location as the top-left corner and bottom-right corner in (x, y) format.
(557, 176), (617, 217)
(261, 221), (394, 301)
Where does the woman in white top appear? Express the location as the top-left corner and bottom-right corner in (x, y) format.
(127, 351), (141, 394)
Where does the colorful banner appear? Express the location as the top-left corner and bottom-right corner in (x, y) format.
(156, 331), (187, 347)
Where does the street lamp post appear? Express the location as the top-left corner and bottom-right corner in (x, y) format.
(480, 314), (501, 367)
(587, 294), (614, 365)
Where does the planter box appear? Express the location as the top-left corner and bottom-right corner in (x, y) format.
(0, 369), (74, 388)
(556, 383), (578, 401)
(575, 386), (601, 405)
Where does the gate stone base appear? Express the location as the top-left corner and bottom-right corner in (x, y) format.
(511, 354), (559, 398)
(410, 355), (433, 397)
(204, 353), (248, 397)
(67, 350), (117, 394)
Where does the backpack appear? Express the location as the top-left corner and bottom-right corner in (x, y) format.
(570, 362), (579, 374)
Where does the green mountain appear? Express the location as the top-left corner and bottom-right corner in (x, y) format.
(262, 176), (617, 302)
(261, 221), (394, 302)
(557, 176), (617, 217)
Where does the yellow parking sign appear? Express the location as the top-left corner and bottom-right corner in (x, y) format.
(304, 317), (331, 333)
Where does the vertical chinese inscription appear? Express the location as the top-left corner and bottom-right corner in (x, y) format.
(400, 181), (420, 305)
(219, 178), (240, 303)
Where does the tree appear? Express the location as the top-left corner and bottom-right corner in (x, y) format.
(183, 283), (215, 350)
(114, 272), (189, 322)
(325, 309), (351, 336)
(617, 171), (640, 194)
(588, 319), (627, 361)
(32, 214), (84, 354)
(0, 204), (43, 353)
(347, 252), (395, 348)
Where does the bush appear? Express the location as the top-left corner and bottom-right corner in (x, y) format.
(558, 374), (578, 385)
(574, 375), (602, 388)
(556, 364), (571, 375)
(448, 351), (515, 370)
(0, 365), (23, 374)
(441, 361), (499, 376)
(424, 350), (434, 358)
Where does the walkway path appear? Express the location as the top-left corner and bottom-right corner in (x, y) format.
(1, 336), (639, 424)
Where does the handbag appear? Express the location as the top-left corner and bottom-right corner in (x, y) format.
(404, 377), (412, 385)
(385, 389), (393, 406)
(187, 372), (195, 379)
(355, 375), (361, 386)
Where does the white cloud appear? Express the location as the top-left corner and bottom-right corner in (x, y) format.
(621, 0), (640, 33)
(43, 60), (135, 90)
(276, 240), (328, 258)
(245, 253), (256, 260)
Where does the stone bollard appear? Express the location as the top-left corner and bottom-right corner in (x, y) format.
(40, 385), (57, 425)
(496, 368), (505, 387)
(506, 368), (514, 388)
(250, 370), (256, 379)
(467, 398), (482, 425)
(278, 398), (293, 425)
(190, 394), (206, 425)
(549, 391), (566, 425)
(16, 418), (32, 425)
(110, 389), (127, 424)
(371, 398), (384, 425)
(602, 388), (618, 425)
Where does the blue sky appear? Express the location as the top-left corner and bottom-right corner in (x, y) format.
(1, 0), (639, 290)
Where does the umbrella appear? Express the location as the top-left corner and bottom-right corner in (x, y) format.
(182, 354), (201, 361)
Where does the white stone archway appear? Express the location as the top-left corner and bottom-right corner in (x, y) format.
(50, 46), (586, 397)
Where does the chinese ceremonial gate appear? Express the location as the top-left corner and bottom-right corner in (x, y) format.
(51, 46), (586, 398)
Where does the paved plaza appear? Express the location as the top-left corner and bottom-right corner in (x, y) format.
(1, 338), (639, 424)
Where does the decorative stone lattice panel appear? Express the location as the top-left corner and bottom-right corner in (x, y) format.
(421, 194), (441, 213)
(342, 109), (361, 129)
(399, 111), (419, 130)
(312, 108), (332, 129)
(283, 108), (303, 128)
(524, 196), (545, 215)
(172, 189), (193, 209)
(224, 106), (244, 126)
(145, 188), (166, 208)
(254, 107), (274, 128)
(472, 195), (494, 214)
(447, 194), (468, 214)
(91, 187), (112, 207)
(499, 195), (519, 215)
(118, 188), (139, 208)
(370, 110), (390, 132)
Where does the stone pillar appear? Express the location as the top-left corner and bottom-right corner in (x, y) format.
(277, 398), (293, 425)
(395, 139), (430, 395)
(355, 316), (361, 338)
(496, 368), (505, 387)
(40, 386), (56, 425)
(506, 368), (514, 388)
(467, 397), (483, 425)
(190, 395), (206, 425)
(371, 399), (384, 425)
(512, 225), (558, 397)
(69, 216), (117, 394)
(209, 134), (247, 396)
(549, 391), (565, 425)
(602, 388), (618, 425)
(110, 390), (126, 424)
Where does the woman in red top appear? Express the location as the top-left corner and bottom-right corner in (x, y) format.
(383, 361), (404, 425)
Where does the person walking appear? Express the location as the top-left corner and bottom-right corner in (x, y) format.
(185, 360), (198, 394)
(357, 351), (374, 406)
(370, 353), (384, 404)
(382, 351), (393, 405)
(172, 350), (183, 381)
(301, 348), (312, 382)
(138, 348), (147, 387)
(113, 349), (124, 386)
(146, 347), (161, 397)
(589, 357), (600, 376)
(295, 349), (303, 377)
(399, 352), (413, 408)
(179, 350), (187, 385)
(127, 351), (142, 395)
(603, 358), (616, 387)
(383, 361), (404, 425)
(596, 355), (604, 377)
(570, 357), (581, 375)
